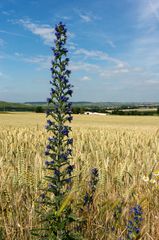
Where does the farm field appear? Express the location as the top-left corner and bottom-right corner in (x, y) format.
(0, 112), (159, 128)
(0, 112), (159, 239)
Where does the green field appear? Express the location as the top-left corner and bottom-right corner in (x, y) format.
(0, 113), (159, 239)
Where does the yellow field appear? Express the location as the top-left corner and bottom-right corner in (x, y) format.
(0, 113), (159, 239)
(0, 112), (158, 128)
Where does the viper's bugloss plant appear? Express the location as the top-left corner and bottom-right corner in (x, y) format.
(126, 205), (143, 240)
(35, 22), (79, 240)
(83, 168), (99, 208)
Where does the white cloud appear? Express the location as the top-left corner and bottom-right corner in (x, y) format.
(74, 48), (127, 68)
(137, 0), (159, 30)
(17, 19), (54, 45)
(68, 41), (77, 50)
(100, 66), (142, 78)
(70, 61), (100, 72)
(70, 60), (142, 81)
(23, 55), (51, 69)
(142, 0), (159, 22)
(15, 19), (75, 45)
(79, 13), (92, 22)
(76, 10), (100, 23)
(80, 76), (91, 81)
(12, 52), (51, 70)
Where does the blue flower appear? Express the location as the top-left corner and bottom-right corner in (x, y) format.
(65, 70), (71, 76)
(40, 193), (46, 199)
(50, 160), (54, 165)
(66, 89), (73, 96)
(66, 165), (75, 175)
(48, 137), (57, 142)
(127, 204), (143, 239)
(50, 67), (55, 73)
(63, 77), (69, 84)
(91, 168), (99, 178)
(47, 120), (53, 126)
(54, 169), (60, 176)
(67, 138), (73, 145)
(45, 160), (49, 166)
(51, 88), (55, 94)
(66, 115), (73, 122)
(65, 178), (72, 183)
(46, 109), (52, 116)
(67, 102), (72, 108)
(61, 127), (69, 136)
(83, 192), (92, 206)
(55, 32), (61, 39)
(60, 96), (68, 102)
(45, 150), (50, 156)
(62, 48), (68, 54)
(54, 51), (60, 57)
(67, 149), (72, 156)
(47, 97), (52, 103)
(45, 160), (54, 166)
(60, 153), (68, 161)
(46, 144), (51, 150)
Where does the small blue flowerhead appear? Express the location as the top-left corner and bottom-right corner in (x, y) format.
(60, 95), (68, 102)
(66, 165), (75, 175)
(67, 138), (73, 145)
(47, 98), (52, 103)
(47, 120), (53, 126)
(91, 168), (99, 178)
(60, 153), (68, 161)
(67, 115), (73, 122)
(45, 150), (50, 156)
(61, 127), (69, 136)
(66, 89), (73, 96)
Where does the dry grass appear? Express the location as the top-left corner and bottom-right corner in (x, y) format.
(0, 112), (159, 239)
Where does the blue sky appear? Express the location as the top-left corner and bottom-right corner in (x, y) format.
(0, 0), (159, 102)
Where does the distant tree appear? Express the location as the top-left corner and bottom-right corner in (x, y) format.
(72, 106), (84, 114)
(157, 107), (159, 114)
(35, 106), (43, 113)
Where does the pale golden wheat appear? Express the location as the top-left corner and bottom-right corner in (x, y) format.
(0, 113), (159, 239)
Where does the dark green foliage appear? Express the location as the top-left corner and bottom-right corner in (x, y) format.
(0, 227), (4, 240)
(112, 109), (157, 116)
(35, 106), (44, 113)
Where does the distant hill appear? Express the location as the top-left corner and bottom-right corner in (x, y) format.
(24, 101), (93, 106)
(0, 101), (158, 115)
(25, 101), (159, 108)
(0, 101), (34, 111)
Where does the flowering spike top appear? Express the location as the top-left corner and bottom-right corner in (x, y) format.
(45, 21), (74, 190)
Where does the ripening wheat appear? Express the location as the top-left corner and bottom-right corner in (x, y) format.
(0, 114), (159, 239)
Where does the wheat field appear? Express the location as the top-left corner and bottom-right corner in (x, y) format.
(0, 112), (159, 239)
